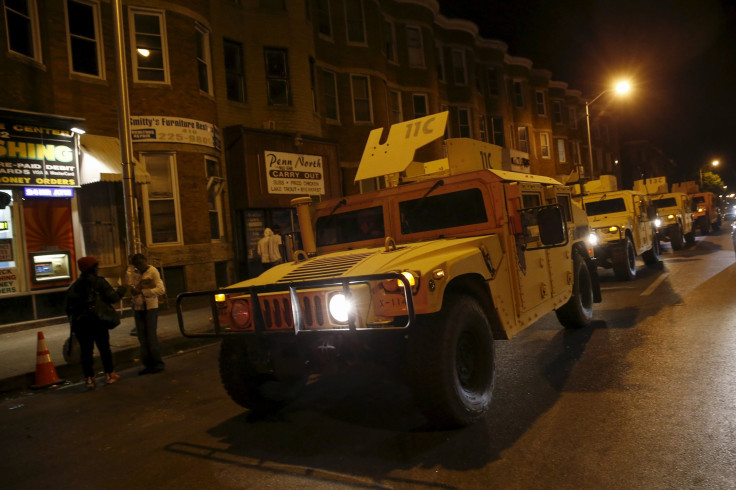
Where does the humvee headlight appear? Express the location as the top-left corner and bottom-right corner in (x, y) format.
(587, 232), (599, 246)
(328, 293), (352, 324)
(654, 218), (662, 228)
(230, 299), (251, 327)
(382, 271), (419, 293)
(608, 226), (619, 233)
(698, 207), (704, 212)
(214, 293), (226, 303)
(667, 214), (675, 220)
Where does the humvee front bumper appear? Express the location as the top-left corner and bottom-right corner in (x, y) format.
(176, 273), (417, 338)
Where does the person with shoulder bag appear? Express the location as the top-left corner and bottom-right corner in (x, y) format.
(129, 253), (166, 375)
(65, 256), (127, 389)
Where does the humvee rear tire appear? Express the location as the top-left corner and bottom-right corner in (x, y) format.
(671, 224), (684, 250)
(612, 237), (637, 281)
(642, 236), (660, 265)
(556, 254), (594, 329)
(219, 338), (306, 414)
(407, 294), (495, 428)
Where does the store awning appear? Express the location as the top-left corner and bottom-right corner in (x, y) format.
(79, 134), (151, 185)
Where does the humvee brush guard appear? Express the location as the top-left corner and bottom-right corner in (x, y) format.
(177, 112), (602, 427)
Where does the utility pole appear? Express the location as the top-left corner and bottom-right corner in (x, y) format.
(112, 0), (141, 256)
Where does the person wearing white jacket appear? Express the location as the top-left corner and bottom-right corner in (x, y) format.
(129, 253), (166, 375)
(257, 226), (283, 271)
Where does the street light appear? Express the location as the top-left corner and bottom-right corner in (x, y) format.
(699, 159), (719, 189)
(585, 81), (631, 181)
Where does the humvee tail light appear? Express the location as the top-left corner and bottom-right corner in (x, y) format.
(328, 293), (352, 324)
(230, 299), (251, 327)
(214, 293), (226, 303)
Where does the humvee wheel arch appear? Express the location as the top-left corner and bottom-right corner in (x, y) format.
(407, 293), (495, 428)
(612, 235), (637, 281)
(555, 252), (594, 329)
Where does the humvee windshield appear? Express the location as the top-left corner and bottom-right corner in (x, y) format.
(399, 188), (488, 234)
(316, 206), (384, 246)
(692, 196), (705, 204)
(653, 197), (677, 208)
(585, 198), (627, 216)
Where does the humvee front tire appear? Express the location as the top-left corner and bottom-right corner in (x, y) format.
(407, 294), (495, 428)
(556, 254), (594, 329)
(670, 224), (684, 250)
(219, 338), (306, 414)
(612, 237), (637, 281)
(642, 235), (660, 265)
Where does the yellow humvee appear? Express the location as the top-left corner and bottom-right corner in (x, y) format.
(177, 112), (602, 427)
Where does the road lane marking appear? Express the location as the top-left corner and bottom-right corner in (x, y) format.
(641, 272), (669, 296)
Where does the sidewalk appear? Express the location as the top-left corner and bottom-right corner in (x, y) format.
(0, 304), (219, 398)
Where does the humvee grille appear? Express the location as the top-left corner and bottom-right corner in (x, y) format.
(276, 252), (375, 283)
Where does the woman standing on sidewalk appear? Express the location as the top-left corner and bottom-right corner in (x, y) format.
(66, 256), (126, 389)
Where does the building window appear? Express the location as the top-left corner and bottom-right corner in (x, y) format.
(223, 39), (245, 102)
(568, 106), (578, 129)
(513, 81), (524, 108)
(264, 47), (290, 105)
(572, 141), (581, 166)
(317, 0), (332, 38)
(413, 93), (428, 118)
(557, 139), (567, 162)
(205, 157), (224, 241)
(322, 69), (339, 121)
(451, 49), (466, 86)
(490, 115), (504, 146)
(5, 0), (41, 61)
(539, 132), (551, 158)
(405, 25), (424, 68)
(195, 23), (213, 95)
(309, 56), (317, 112)
(345, 0), (366, 44)
(389, 90), (402, 124)
(535, 91), (547, 116)
(351, 74), (372, 122)
(382, 19), (396, 62)
(129, 8), (169, 83)
(436, 44), (445, 82)
(458, 108), (471, 137)
(66, 0), (103, 77)
(518, 126), (529, 153)
(487, 66), (499, 96)
(143, 153), (181, 245)
(479, 115), (488, 142)
(552, 101), (563, 124)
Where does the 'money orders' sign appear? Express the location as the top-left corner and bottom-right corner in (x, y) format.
(264, 151), (324, 195)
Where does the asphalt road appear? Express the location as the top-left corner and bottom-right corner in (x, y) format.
(1, 231), (734, 489)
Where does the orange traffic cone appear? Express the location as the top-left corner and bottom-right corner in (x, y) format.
(30, 331), (64, 389)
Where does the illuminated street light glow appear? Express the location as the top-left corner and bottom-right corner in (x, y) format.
(585, 80), (632, 183)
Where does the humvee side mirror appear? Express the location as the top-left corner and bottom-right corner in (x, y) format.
(537, 206), (567, 246)
(646, 205), (658, 221)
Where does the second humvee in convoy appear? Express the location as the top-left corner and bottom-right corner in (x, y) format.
(177, 112), (601, 427)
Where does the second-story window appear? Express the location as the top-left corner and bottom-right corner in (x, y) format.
(552, 101), (563, 124)
(436, 44), (445, 82)
(452, 49), (466, 86)
(557, 139), (567, 162)
(223, 39), (245, 102)
(513, 81), (525, 108)
(130, 8), (169, 83)
(487, 66), (499, 96)
(66, 0), (103, 78)
(540, 132), (551, 158)
(345, 0), (366, 44)
(390, 90), (402, 124)
(351, 74), (372, 122)
(5, 0), (41, 62)
(490, 115), (504, 146)
(317, 0), (332, 39)
(382, 19), (396, 62)
(568, 106), (578, 129)
(321, 69), (339, 121)
(413, 93), (428, 118)
(195, 24), (213, 95)
(535, 91), (547, 116)
(405, 25), (424, 68)
(457, 108), (471, 137)
(479, 115), (488, 142)
(264, 47), (290, 105)
(518, 126), (529, 153)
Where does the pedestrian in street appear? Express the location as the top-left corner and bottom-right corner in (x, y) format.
(129, 253), (166, 375)
(65, 256), (126, 389)
(257, 226), (283, 271)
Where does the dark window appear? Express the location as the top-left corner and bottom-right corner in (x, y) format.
(654, 198), (678, 208)
(399, 188), (488, 234)
(317, 0), (331, 37)
(5, 0), (37, 59)
(513, 81), (524, 108)
(321, 69), (338, 120)
(316, 206), (384, 246)
(345, 0), (365, 44)
(223, 39), (245, 102)
(585, 198), (627, 216)
(557, 195), (572, 221)
(67, 0), (100, 76)
(264, 47), (290, 105)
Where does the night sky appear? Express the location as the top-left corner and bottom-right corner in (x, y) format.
(437, 0), (736, 187)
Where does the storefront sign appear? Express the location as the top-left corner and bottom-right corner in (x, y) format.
(24, 187), (74, 198)
(0, 267), (18, 295)
(0, 239), (12, 261)
(0, 119), (79, 188)
(264, 151), (324, 195)
(130, 115), (222, 151)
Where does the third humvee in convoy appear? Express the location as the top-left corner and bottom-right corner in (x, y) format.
(636, 177), (694, 250)
(672, 181), (722, 234)
(176, 112), (602, 427)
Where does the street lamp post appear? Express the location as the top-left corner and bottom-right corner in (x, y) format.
(699, 159), (719, 189)
(584, 81), (631, 183)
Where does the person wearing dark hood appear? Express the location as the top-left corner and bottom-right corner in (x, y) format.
(66, 256), (127, 389)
